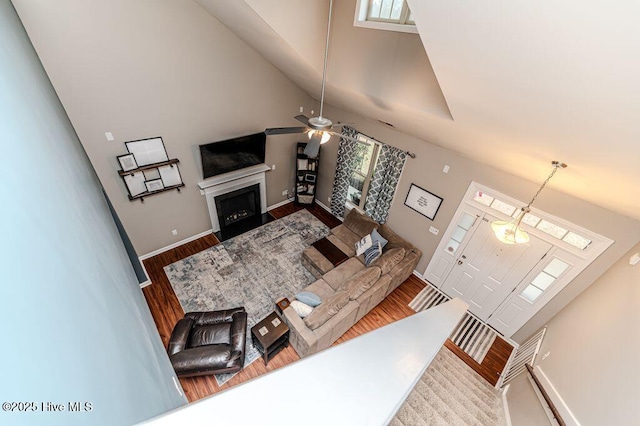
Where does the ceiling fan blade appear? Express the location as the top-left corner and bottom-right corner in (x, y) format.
(265, 126), (308, 135)
(327, 131), (360, 144)
(294, 114), (310, 125)
(303, 137), (321, 158)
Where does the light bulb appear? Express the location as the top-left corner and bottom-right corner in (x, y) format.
(320, 132), (331, 144)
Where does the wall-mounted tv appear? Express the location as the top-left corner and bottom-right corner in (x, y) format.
(200, 132), (266, 179)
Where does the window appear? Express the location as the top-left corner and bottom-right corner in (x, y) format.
(520, 258), (570, 303)
(471, 190), (593, 251)
(354, 0), (418, 34)
(366, 0), (413, 24)
(346, 134), (380, 210)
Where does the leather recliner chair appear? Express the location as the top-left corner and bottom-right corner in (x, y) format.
(167, 307), (247, 377)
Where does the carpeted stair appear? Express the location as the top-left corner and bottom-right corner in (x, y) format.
(391, 347), (505, 426)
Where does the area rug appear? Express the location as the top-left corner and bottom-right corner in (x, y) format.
(164, 209), (329, 385)
(410, 284), (497, 364)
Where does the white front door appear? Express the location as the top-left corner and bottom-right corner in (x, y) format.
(440, 215), (552, 321)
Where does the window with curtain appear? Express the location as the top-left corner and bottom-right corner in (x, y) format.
(330, 127), (407, 223)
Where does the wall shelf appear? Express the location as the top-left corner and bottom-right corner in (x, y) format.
(118, 158), (180, 176)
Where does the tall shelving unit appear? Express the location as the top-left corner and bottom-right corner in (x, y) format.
(294, 142), (319, 205)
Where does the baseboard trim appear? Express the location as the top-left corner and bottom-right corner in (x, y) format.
(534, 365), (581, 426)
(502, 384), (513, 426)
(139, 280), (152, 288)
(267, 198), (294, 211)
(314, 199), (331, 213)
(139, 229), (214, 261)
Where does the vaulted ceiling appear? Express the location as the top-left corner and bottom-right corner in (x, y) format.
(196, 0), (640, 222)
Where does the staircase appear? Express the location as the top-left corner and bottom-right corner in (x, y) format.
(391, 347), (505, 426)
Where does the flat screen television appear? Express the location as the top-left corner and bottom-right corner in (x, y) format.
(200, 132), (266, 179)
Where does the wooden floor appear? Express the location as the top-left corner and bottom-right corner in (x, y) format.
(141, 202), (512, 403)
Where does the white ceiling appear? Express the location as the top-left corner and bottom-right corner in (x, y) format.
(196, 0), (640, 222)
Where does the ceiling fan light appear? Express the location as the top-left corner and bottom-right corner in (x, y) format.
(491, 220), (530, 245)
(320, 131), (331, 144)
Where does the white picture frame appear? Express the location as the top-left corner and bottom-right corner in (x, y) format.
(404, 183), (443, 221)
(158, 164), (183, 187)
(125, 137), (168, 166)
(123, 172), (146, 197)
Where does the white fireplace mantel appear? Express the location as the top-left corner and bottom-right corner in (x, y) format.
(198, 163), (270, 232)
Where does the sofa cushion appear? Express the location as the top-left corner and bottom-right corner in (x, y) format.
(295, 291), (322, 307)
(377, 223), (405, 245)
(329, 225), (360, 255)
(371, 247), (405, 274)
(342, 209), (379, 238)
(290, 300), (314, 318)
(189, 323), (231, 347)
(326, 233), (354, 257)
(304, 279), (336, 301)
(340, 266), (382, 300)
(323, 257), (365, 291)
(303, 291), (350, 330)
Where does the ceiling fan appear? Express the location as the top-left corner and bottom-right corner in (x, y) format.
(264, 0), (358, 157)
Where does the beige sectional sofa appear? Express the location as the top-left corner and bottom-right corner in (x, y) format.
(283, 209), (422, 358)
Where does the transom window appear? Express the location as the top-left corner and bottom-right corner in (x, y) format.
(346, 134), (380, 210)
(366, 0), (414, 25)
(354, 0), (418, 34)
(473, 191), (592, 250)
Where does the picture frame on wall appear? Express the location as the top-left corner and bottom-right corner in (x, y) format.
(158, 164), (183, 187)
(123, 171), (146, 197)
(404, 183), (443, 221)
(145, 178), (164, 193)
(304, 173), (316, 183)
(125, 137), (169, 166)
(117, 153), (138, 172)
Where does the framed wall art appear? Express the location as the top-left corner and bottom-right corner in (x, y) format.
(145, 178), (165, 193)
(125, 137), (168, 166)
(117, 153), (138, 172)
(404, 183), (443, 221)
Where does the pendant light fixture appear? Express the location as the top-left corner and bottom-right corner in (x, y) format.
(491, 161), (567, 244)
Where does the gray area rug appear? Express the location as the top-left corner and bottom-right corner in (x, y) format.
(164, 209), (329, 385)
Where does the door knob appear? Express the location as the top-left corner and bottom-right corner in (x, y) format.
(458, 260), (463, 265)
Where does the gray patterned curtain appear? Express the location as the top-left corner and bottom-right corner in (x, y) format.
(330, 125), (359, 218)
(363, 143), (407, 223)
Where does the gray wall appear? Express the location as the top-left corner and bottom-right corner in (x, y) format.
(0, 2), (186, 425)
(506, 374), (550, 426)
(317, 103), (640, 342)
(12, 0), (316, 255)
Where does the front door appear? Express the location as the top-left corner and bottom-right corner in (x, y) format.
(440, 215), (552, 320)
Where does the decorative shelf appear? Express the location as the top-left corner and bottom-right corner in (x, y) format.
(118, 158), (180, 176)
(127, 182), (185, 202)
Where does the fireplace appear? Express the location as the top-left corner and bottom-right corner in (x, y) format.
(215, 184), (260, 229)
(198, 163), (272, 240)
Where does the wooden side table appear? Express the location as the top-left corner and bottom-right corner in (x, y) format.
(251, 311), (290, 366)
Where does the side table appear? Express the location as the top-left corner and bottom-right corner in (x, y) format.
(251, 311), (290, 366)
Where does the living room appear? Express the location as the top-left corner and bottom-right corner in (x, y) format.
(3, 0), (640, 425)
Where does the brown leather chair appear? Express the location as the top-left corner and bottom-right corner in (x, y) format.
(167, 307), (247, 377)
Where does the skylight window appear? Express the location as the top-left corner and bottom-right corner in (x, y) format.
(354, 0), (418, 34)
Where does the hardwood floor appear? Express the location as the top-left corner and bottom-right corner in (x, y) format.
(141, 202), (512, 403)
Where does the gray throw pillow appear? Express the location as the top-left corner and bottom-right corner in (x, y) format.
(371, 228), (388, 250)
(295, 291), (322, 307)
(364, 241), (382, 266)
(303, 291), (350, 330)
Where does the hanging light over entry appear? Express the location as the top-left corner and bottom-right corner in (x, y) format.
(491, 161), (567, 244)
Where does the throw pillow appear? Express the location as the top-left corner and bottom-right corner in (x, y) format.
(290, 300), (314, 318)
(295, 291), (322, 307)
(303, 291), (350, 330)
(355, 234), (373, 256)
(364, 241), (382, 266)
(370, 247), (405, 274)
(339, 266), (382, 300)
(370, 228), (388, 250)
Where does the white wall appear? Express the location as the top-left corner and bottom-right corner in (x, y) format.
(528, 242), (640, 425)
(0, 1), (186, 425)
(12, 0), (317, 255)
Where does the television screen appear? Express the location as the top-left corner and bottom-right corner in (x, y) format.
(200, 132), (266, 178)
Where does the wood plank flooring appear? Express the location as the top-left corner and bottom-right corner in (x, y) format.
(141, 202), (512, 403)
